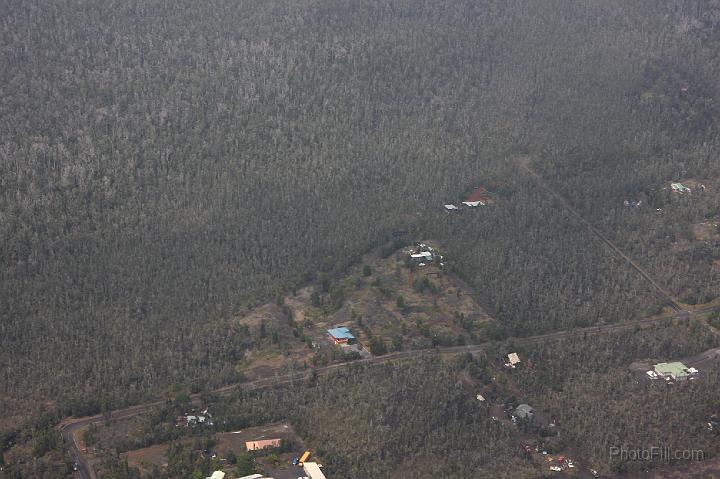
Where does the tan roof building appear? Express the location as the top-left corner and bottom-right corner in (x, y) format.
(245, 438), (282, 451)
(303, 462), (327, 479)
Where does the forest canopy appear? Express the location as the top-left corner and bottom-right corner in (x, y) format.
(1, 0), (719, 459)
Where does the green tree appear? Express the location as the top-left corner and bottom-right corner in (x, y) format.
(369, 337), (387, 356)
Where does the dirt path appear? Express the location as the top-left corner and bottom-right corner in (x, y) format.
(60, 304), (720, 478)
(513, 155), (684, 312)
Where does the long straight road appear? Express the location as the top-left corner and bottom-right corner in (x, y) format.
(514, 156), (685, 312)
(60, 305), (719, 478)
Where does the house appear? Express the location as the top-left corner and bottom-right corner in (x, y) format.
(206, 472), (225, 479)
(444, 204), (460, 211)
(410, 251), (433, 263)
(303, 462), (327, 479)
(245, 438), (282, 451)
(654, 362), (690, 381)
(513, 404), (534, 421)
(184, 411), (214, 427)
(462, 201), (483, 207)
(505, 352), (521, 368)
(476, 394), (485, 402)
(671, 182), (691, 194)
(327, 327), (356, 345)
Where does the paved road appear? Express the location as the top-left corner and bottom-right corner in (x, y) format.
(60, 305), (720, 478)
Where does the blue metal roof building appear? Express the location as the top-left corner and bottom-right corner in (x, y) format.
(327, 327), (356, 343)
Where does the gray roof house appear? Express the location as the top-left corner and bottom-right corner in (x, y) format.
(513, 404), (534, 420)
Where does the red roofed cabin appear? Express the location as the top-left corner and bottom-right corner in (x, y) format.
(467, 187), (491, 204)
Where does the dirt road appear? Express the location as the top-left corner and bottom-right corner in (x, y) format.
(60, 305), (719, 478)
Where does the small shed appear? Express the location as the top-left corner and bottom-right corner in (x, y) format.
(444, 204), (460, 211)
(506, 353), (521, 367)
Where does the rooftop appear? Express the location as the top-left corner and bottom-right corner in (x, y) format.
(654, 362), (689, 379)
(303, 462), (328, 479)
(327, 327), (355, 340)
(515, 404), (534, 418)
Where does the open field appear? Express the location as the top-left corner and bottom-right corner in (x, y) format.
(124, 444), (169, 475)
(231, 241), (496, 381)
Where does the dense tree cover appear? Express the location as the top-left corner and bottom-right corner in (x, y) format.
(529, 4), (720, 302)
(206, 358), (535, 479)
(2, 4), (720, 475)
(513, 321), (720, 475)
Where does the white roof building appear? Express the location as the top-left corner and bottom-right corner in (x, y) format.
(507, 353), (521, 366)
(444, 204), (460, 210)
(303, 462), (327, 479)
(206, 472), (225, 479)
(462, 201), (483, 207)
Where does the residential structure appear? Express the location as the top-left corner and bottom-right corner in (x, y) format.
(303, 462), (328, 479)
(444, 204), (460, 211)
(410, 251), (433, 263)
(671, 182), (691, 194)
(506, 352), (521, 368)
(623, 200), (642, 208)
(327, 327), (356, 345)
(513, 404), (534, 421)
(206, 472), (225, 479)
(654, 362), (690, 381)
(245, 438), (282, 451)
(462, 201), (483, 207)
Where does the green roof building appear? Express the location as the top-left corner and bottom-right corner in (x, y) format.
(654, 362), (689, 380)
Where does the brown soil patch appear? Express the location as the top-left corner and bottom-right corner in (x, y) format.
(123, 444), (169, 474)
(693, 221), (720, 242)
